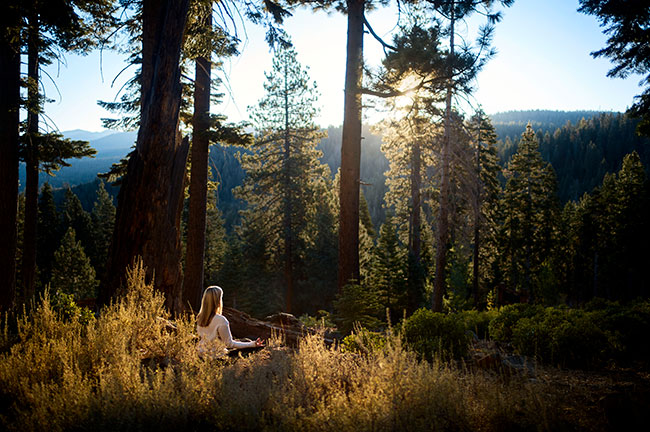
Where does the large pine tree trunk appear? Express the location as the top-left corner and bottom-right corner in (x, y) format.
(472, 138), (481, 307)
(409, 139), (422, 262)
(338, 0), (364, 290)
(22, 11), (40, 301)
(473, 119), (481, 307)
(183, 8), (212, 312)
(101, 0), (190, 313)
(0, 2), (21, 311)
(432, 7), (455, 312)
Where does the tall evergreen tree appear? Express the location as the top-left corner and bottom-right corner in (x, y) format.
(236, 43), (327, 314)
(578, 0), (650, 135)
(0, 0), (21, 311)
(380, 107), (439, 310)
(50, 227), (98, 301)
(202, 192), (227, 289)
(417, 0), (513, 312)
(19, 0), (112, 302)
(89, 181), (116, 281)
(368, 214), (408, 323)
(36, 183), (62, 287)
(500, 124), (559, 300)
(102, 0), (191, 312)
(182, 0), (247, 312)
(61, 188), (93, 253)
(468, 111), (502, 306)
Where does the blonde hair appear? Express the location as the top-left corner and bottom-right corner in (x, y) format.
(196, 286), (223, 328)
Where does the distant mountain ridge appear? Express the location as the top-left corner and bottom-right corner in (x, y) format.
(489, 110), (615, 144)
(18, 130), (136, 191)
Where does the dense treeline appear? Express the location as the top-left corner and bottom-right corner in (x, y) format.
(496, 112), (650, 202)
(27, 110), (650, 321)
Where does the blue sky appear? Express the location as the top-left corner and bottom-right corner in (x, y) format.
(41, 0), (643, 132)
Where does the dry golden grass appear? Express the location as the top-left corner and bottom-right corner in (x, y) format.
(0, 264), (570, 431)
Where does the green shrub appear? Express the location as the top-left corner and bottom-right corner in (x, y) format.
(590, 301), (650, 363)
(402, 308), (470, 361)
(549, 312), (610, 368)
(333, 283), (382, 335)
(50, 290), (95, 326)
(456, 309), (497, 339)
(341, 326), (387, 354)
(505, 307), (611, 368)
(489, 303), (543, 342)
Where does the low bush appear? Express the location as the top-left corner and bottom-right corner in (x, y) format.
(401, 308), (470, 361)
(489, 303), (544, 342)
(341, 326), (387, 354)
(457, 309), (497, 339)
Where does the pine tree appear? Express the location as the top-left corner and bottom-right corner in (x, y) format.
(36, 183), (62, 287)
(89, 181), (115, 280)
(500, 124), (559, 300)
(19, 0), (111, 301)
(203, 192), (227, 288)
(50, 228), (98, 301)
(298, 179), (338, 314)
(236, 42), (328, 314)
(368, 214), (408, 323)
(468, 111), (502, 307)
(102, 0), (192, 312)
(579, 0), (650, 135)
(0, 0), (21, 311)
(61, 188), (93, 254)
(380, 108), (439, 310)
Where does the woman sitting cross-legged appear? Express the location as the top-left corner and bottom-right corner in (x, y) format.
(196, 286), (264, 358)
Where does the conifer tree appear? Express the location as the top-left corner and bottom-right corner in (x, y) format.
(203, 192), (227, 289)
(89, 181), (115, 280)
(579, 0), (650, 135)
(50, 228), (98, 301)
(500, 124), (559, 300)
(368, 214), (408, 323)
(36, 183), (62, 287)
(0, 0), (21, 311)
(380, 107), (439, 310)
(102, 0), (191, 312)
(61, 188), (93, 255)
(468, 111), (502, 306)
(236, 42), (327, 314)
(299, 179), (339, 313)
(19, 0), (111, 302)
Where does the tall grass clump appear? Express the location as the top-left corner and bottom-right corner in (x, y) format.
(0, 262), (566, 431)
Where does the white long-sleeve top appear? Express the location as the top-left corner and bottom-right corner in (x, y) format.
(197, 313), (256, 354)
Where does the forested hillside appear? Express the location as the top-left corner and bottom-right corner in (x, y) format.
(493, 111), (650, 202)
(40, 111), (648, 226)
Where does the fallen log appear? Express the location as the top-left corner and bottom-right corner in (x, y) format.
(223, 307), (335, 347)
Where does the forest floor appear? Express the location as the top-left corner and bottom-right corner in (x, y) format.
(465, 338), (650, 430)
(536, 364), (650, 431)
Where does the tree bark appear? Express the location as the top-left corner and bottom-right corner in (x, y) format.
(473, 119), (481, 307)
(183, 7), (212, 313)
(0, 2), (21, 311)
(338, 0), (364, 291)
(409, 139), (422, 263)
(22, 9), (40, 301)
(432, 5), (455, 312)
(101, 0), (190, 313)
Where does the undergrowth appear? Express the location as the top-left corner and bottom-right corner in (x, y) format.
(0, 263), (565, 431)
